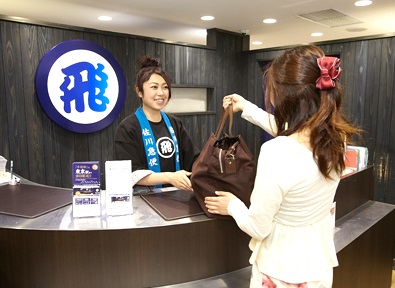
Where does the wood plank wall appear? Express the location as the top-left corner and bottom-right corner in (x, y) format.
(0, 18), (394, 207)
(0, 20), (233, 188)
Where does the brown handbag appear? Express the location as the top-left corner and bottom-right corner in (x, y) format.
(191, 107), (257, 218)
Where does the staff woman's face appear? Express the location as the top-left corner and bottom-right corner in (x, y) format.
(137, 73), (170, 111)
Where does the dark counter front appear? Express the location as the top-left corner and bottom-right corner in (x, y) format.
(333, 201), (395, 288)
(335, 166), (374, 220)
(0, 219), (250, 288)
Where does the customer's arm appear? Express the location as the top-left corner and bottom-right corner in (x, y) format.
(224, 93), (277, 136)
(241, 101), (277, 136)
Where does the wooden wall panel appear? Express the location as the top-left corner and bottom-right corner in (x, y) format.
(0, 19), (219, 189)
(177, 114), (216, 150)
(378, 37), (395, 205)
(387, 37), (395, 205)
(0, 18), (394, 205)
(20, 25), (45, 185)
(206, 29), (253, 153)
(0, 24), (9, 168)
(2, 21), (30, 178)
(35, 26), (78, 187)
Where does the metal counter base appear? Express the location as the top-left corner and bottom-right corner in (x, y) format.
(157, 267), (252, 288)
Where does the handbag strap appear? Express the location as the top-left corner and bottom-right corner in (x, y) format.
(215, 106), (233, 138)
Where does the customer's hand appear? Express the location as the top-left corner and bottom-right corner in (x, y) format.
(223, 94), (247, 112)
(204, 191), (236, 215)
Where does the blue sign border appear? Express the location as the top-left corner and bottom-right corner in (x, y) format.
(35, 39), (126, 133)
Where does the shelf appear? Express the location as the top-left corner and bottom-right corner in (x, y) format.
(172, 84), (215, 89)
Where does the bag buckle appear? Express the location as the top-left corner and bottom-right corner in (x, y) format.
(224, 153), (236, 174)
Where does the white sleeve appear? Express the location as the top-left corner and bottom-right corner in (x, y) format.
(132, 170), (153, 187)
(227, 142), (285, 240)
(241, 101), (277, 136)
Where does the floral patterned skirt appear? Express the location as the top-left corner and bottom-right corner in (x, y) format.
(250, 262), (333, 288)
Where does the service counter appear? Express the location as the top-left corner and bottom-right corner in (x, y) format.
(0, 178), (251, 288)
(0, 166), (394, 288)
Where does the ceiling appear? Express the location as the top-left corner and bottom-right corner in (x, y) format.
(1, 0), (395, 50)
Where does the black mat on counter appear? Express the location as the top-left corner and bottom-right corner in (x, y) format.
(0, 184), (72, 218)
(141, 189), (204, 220)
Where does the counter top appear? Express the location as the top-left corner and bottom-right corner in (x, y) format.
(0, 166), (376, 232)
(334, 200), (395, 252)
(0, 179), (209, 231)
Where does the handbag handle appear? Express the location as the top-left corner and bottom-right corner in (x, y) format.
(215, 106), (233, 138)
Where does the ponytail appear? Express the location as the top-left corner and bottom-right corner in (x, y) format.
(264, 45), (362, 179)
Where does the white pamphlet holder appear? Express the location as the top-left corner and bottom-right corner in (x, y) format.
(105, 160), (133, 216)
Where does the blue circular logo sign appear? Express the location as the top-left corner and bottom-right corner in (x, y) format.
(35, 39), (126, 133)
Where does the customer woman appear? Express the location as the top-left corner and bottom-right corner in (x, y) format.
(204, 45), (361, 288)
(114, 55), (199, 190)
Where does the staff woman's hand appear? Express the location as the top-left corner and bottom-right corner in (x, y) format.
(168, 170), (193, 191)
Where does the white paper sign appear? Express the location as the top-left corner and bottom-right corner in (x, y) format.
(72, 193), (101, 218)
(105, 160), (133, 216)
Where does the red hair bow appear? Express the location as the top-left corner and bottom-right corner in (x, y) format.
(316, 56), (342, 91)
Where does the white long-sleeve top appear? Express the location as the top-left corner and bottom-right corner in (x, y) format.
(228, 101), (339, 283)
(240, 101), (277, 136)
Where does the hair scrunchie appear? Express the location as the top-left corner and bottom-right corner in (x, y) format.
(316, 56), (342, 91)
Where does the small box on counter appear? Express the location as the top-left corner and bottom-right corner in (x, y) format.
(345, 146), (368, 171)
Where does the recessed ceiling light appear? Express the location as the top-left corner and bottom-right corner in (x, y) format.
(201, 16), (215, 21)
(311, 32), (323, 37)
(263, 18), (277, 24)
(252, 41), (263, 45)
(98, 16), (112, 21)
(354, 0), (372, 7)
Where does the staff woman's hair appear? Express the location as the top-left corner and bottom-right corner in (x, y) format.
(135, 55), (172, 99)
